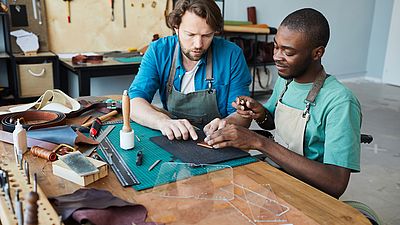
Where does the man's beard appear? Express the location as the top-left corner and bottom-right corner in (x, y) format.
(277, 55), (312, 80)
(179, 39), (206, 61)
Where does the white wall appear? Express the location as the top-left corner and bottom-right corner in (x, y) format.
(382, 0), (400, 86)
(224, 0), (376, 79)
(366, 0), (394, 81)
(69, 0), (395, 96)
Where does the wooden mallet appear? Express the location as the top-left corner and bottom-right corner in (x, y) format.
(119, 90), (134, 150)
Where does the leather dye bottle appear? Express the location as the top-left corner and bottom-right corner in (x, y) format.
(13, 119), (28, 156)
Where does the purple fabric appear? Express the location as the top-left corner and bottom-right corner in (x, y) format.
(49, 188), (160, 225)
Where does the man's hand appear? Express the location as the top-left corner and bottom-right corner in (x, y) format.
(203, 118), (227, 136)
(232, 96), (266, 121)
(204, 124), (261, 150)
(158, 119), (198, 141)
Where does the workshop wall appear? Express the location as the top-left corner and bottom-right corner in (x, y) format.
(45, 0), (173, 53)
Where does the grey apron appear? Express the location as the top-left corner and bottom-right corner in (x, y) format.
(166, 44), (221, 128)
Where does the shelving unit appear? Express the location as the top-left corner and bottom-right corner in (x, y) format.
(0, 12), (15, 105)
(0, 4), (60, 104)
(223, 25), (276, 98)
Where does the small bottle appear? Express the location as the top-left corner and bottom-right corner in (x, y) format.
(13, 119), (28, 157)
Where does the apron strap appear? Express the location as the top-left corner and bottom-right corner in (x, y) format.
(277, 79), (292, 105)
(303, 68), (327, 117)
(205, 47), (213, 93)
(167, 44), (179, 96)
(167, 44), (214, 97)
(275, 68), (327, 115)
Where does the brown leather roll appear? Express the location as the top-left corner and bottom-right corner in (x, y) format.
(1, 110), (66, 132)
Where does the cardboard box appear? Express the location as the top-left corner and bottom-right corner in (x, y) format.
(52, 156), (108, 186)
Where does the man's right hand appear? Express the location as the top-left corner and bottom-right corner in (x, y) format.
(232, 96), (266, 121)
(158, 119), (198, 141)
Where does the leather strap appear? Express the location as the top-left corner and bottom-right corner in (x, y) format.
(67, 101), (122, 118)
(1, 110), (66, 132)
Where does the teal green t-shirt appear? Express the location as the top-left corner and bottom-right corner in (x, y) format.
(264, 75), (361, 172)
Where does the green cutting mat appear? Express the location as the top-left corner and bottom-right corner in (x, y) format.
(114, 56), (143, 63)
(97, 122), (257, 191)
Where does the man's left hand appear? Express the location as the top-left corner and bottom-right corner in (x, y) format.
(203, 118), (227, 136)
(204, 124), (260, 150)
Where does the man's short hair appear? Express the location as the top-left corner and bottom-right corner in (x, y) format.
(167, 0), (223, 32)
(281, 8), (330, 48)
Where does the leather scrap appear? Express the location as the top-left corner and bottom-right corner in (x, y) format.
(49, 188), (161, 225)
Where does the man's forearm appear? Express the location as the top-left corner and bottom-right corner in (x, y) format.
(255, 138), (350, 198)
(130, 97), (171, 130)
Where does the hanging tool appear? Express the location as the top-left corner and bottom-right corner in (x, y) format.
(32, 0), (37, 19)
(36, 0), (42, 25)
(110, 0), (115, 21)
(63, 0), (72, 23)
(122, 0), (127, 28)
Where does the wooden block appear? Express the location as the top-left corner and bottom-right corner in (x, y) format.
(52, 157), (109, 186)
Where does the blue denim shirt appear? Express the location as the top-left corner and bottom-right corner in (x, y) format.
(128, 35), (251, 117)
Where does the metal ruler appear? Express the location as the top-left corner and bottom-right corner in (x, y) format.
(96, 128), (140, 187)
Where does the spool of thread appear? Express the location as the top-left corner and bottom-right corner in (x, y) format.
(30, 146), (57, 162)
(247, 6), (257, 24)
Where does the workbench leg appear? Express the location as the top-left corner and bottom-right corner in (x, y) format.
(59, 65), (69, 94)
(78, 72), (90, 97)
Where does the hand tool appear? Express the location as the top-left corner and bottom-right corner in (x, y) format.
(32, 0), (37, 19)
(63, 0), (72, 23)
(110, 0), (115, 21)
(3, 170), (14, 214)
(148, 159), (161, 171)
(24, 160), (30, 184)
(120, 90), (134, 150)
(90, 118), (102, 138)
(36, 0), (42, 24)
(81, 110), (118, 128)
(136, 151), (143, 166)
(82, 125), (115, 157)
(15, 189), (23, 225)
(33, 173), (37, 193)
(122, 0), (127, 27)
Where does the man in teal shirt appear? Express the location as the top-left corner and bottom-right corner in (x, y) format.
(128, 0), (251, 141)
(204, 8), (361, 198)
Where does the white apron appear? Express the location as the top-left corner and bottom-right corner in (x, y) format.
(273, 69), (327, 156)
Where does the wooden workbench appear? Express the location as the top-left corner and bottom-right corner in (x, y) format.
(0, 110), (371, 225)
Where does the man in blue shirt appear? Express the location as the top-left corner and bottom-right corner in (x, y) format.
(128, 0), (251, 141)
(204, 8), (361, 198)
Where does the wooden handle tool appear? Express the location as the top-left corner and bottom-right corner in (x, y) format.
(81, 110), (118, 128)
(122, 90), (132, 132)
